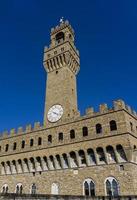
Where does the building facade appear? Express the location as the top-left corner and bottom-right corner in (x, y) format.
(0, 20), (137, 197)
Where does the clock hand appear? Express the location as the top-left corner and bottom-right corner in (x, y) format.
(53, 111), (59, 115)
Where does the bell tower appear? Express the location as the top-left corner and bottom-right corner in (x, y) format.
(43, 19), (80, 126)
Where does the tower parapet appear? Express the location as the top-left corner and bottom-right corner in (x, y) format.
(43, 20), (80, 75)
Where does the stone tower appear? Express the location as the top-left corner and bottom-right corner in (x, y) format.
(43, 20), (80, 126)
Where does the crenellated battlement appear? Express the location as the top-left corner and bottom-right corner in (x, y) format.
(0, 122), (42, 139)
(84, 99), (137, 118)
(0, 100), (136, 140)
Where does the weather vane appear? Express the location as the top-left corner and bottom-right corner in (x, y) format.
(60, 17), (64, 23)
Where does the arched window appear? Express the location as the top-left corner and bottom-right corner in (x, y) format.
(106, 146), (116, 163)
(82, 127), (88, 137)
(116, 145), (127, 162)
(13, 142), (17, 150)
(110, 120), (117, 131)
(58, 132), (63, 141)
(130, 122), (133, 131)
(49, 155), (55, 169)
(48, 135), (52, 144)
(15, 183), (23, 194)
(96, 147), (106, 164)
(30, 139), (34, 147)
(55, 32), (65, 44)
(105, 177), (119, 196)
(70, 129), (75, 139)
(31, 183), (36, 194)
(38, 137), (42, 145)
(51, 183), (59, 195)
(87, 149), (96, 165)
(55, 155), (62, 169)
(5, 144), (9, 152)
(96, 124), (102, 134)
(1, 184), (8, 193)
(83, 179), (95, 196)
(78, 150), (86, 166)
(21, 140), (25, 149)
(69, 151), (78, 168)
(62, 153), (69, 168)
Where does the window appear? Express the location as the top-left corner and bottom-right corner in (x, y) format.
(1, 184), (8, 193)
(15, 183), (23, 194)
(48, 135), (52, 144)
(13, 142), (17, 150)
(82, 127), (88, 137)
(58, 132), (63, 141)
(106, 146), (116, 163)
(78, 150), (86, 166)
(105, 177), (119, 196)
(116, 145), (127, 162)
(38, 137), (42, 146)
(96, 147), (106, 163)
(70, 129), (75, 139)
(31, 183), (36, 194)
(119, 165), (124, 171)
(87, 149), (96, 165)
(96, 124), (102, 134)
(30, 139), (34, 147)
(83, 179), (95, 196)
(5, 144), (9, 152)
(51, 183), (59, 195)
(21, 140), (25, 149)
(69, 151), (78, 168)
(130, 122), (133, 131)
(110, 120), (117, 131)
(55, 32), (65, 44)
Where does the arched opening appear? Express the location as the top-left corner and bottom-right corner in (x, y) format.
(15, 183), (23, 194)
(49, 155), (55, 169)
(51, 183), (59, 195)
(130, 122), (133, 131)
(55, 155), (62, 169)
(31, 183), (36, 194)
(105, 177), (119, 196)
(30, 139), (34, 147)
(58, 132), (63, 141)
(83, 179), (95, 196)
(70, 129), (75, 139)
(106, 146), (116, 163)
(30, 157), (35, 172)
(78, 150), (86, 166)
(87, 149), (96, 165)
(13, 142), (17, 150)
(5, 144), (9, 152)
(62, 153), (69, 168)
(1, 184), (8, 193)
(21, 140), (25, 149)
(110, 120), (117, 131)
(48, 135), (52, 144)
(82, 127), (88, 137)
(96, 124), (102, 134)
(69, 151), (78, 168)
(116, 145), (127, 162)
(38, 137), (42, 145)
(12, 160), (17, 173)
(96, 147), (106, 164)
(55, 32), (65, 44)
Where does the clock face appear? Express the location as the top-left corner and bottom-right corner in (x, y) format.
(47, 105), (63, 122)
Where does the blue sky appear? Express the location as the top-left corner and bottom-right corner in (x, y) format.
(0, 0), (137, 132)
